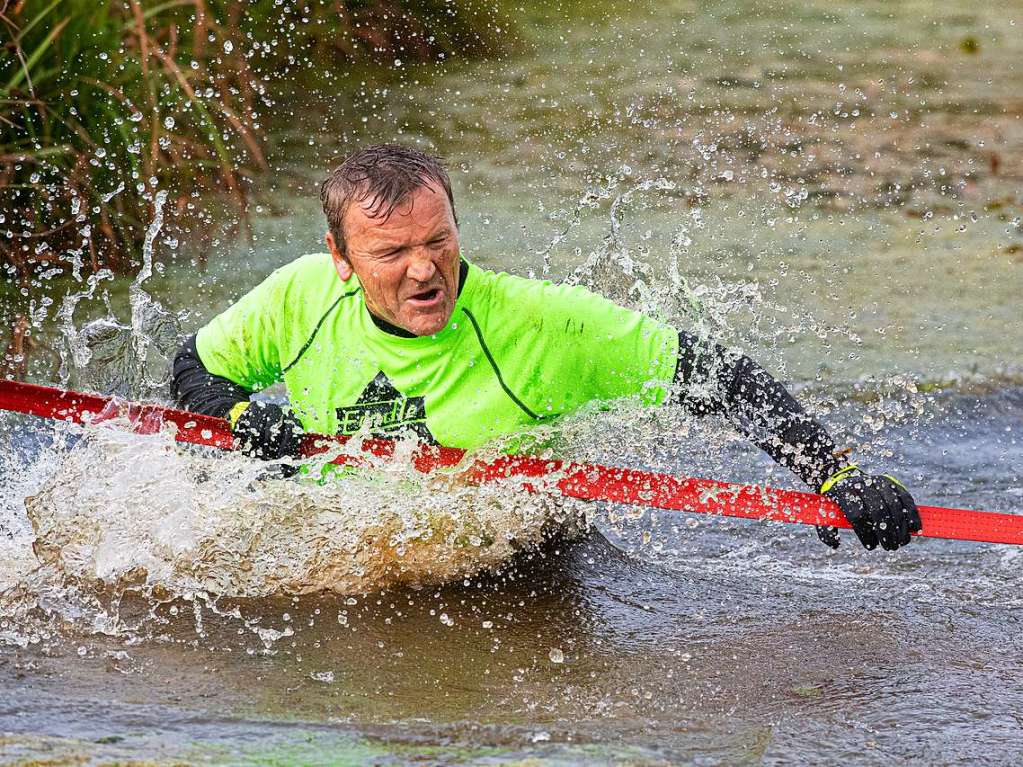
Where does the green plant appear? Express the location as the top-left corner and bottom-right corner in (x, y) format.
(0, 0), (513, 287)
(1, 0), (269, 281)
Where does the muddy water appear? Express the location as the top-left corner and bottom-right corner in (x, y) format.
(2, 0), (1023, 764)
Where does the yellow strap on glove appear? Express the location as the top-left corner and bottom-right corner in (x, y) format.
(228, 401), (250, 428)
(819, 463), (861, 494)
(882, 474), (907, 490)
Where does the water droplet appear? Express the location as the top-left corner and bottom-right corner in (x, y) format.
(549, 647), (564, 663)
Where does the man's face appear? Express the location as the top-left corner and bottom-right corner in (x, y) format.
(327, 183), (461, 337)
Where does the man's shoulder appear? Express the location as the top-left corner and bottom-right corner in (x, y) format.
(263, 252), (360, 306)
(270, 252), (354, 287)
(461, 264), (679, 408)
(467, 264), (627, 326)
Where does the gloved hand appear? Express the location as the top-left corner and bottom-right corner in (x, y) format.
(815, 465), (922, 551)
(229, 401), (304, 460)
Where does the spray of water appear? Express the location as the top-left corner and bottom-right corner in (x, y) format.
(0, 163), (988, 655)
(56, 190), (180, 399)
(24, 425), (587, 600)
(0, 173), (830, 650)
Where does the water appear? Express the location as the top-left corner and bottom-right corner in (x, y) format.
(2, 0), (1022, 763)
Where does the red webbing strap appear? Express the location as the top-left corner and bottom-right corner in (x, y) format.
(0, 378), (235, 449)
(2, 378), (1021, 545)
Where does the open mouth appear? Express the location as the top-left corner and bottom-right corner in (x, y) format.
(407, 287), (442, 305)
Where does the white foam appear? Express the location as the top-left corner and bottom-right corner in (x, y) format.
(23, 425), (588, 600)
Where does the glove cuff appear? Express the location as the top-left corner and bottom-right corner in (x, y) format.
(819, 463), (862, 494)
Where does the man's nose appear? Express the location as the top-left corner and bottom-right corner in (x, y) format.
(406, 251), (437, 283)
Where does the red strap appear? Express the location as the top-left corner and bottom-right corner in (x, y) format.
(2, 379), (1021, 545)
(0, 378), (235, 449)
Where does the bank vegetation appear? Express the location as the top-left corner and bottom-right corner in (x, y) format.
(0, 0), (513, 285)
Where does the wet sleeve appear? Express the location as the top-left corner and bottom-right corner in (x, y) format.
(675, 332), (843, 489)
(170, 335), (250, 418)
(194, 270), (285, 392)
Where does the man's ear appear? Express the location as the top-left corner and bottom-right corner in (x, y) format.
(326, 231), (353, 281)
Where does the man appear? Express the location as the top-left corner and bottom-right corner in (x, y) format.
(172, 144), (921, 552)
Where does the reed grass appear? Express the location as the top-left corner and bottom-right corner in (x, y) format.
(0, 0), (512, 284)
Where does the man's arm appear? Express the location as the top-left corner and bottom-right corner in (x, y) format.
(171, 335), (251, 418)
(675, 332), (922, 551)
(171, 334), (303, 460)
(674, 332), (842, 488)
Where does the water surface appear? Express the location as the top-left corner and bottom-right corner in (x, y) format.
(1, 1), (1022, 764)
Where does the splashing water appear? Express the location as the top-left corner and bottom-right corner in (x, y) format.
(0, 166), (987, 656)
(4, 2), (1023, 761)
(24, 425), (587, 601)
(56, 191), (180, 399)
(0, 186), (594, 652)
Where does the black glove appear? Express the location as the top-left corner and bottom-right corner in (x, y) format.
(816, 468), (922, 551)
(231, 401), (304, 460)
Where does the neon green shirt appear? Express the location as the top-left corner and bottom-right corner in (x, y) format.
(196, 253), (679, 450)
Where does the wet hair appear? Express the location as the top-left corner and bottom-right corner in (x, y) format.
(319, 144), (458, 255)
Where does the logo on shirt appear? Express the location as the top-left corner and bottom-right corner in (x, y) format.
(336, 371), (436, 443)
